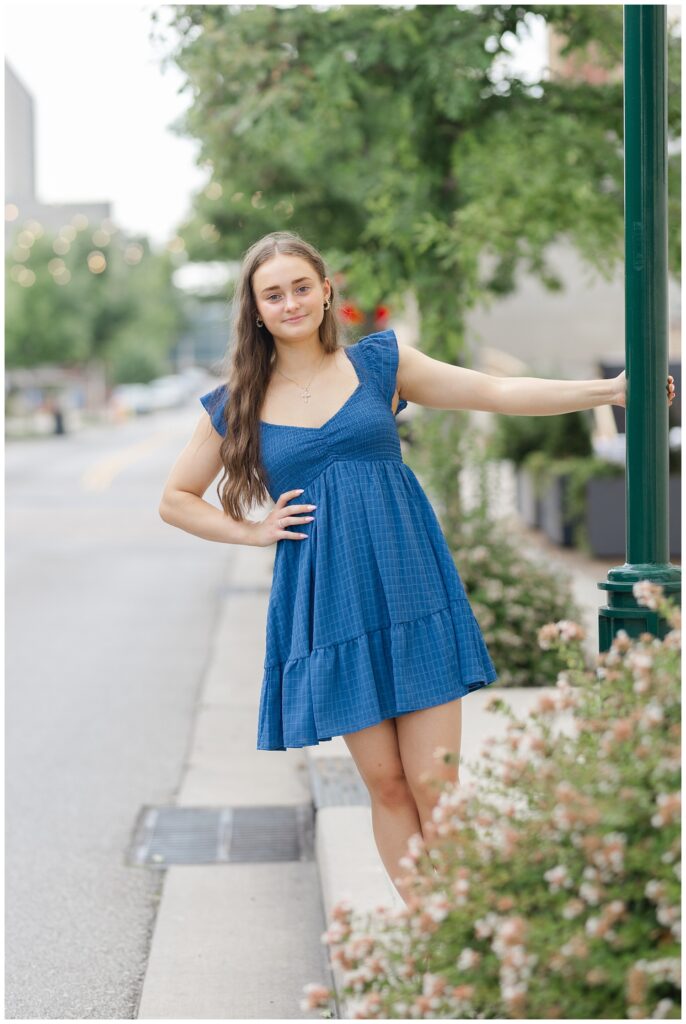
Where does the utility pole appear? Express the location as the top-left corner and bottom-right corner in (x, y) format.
(597, 4), (681, 649)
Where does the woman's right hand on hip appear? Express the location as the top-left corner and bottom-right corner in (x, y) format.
(249, 489), (316, 546)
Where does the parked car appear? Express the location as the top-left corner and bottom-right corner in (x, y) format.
(147, 375), (189, 410)
(110, 383), (157, 416)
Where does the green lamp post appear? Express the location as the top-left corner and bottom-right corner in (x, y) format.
(597, 4), (681, 650)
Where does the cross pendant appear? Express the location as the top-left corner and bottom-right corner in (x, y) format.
(301, 386), (311, 403)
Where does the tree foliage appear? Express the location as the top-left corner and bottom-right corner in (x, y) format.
(5, 227), (184, 383)
(154, 3), (681, 360)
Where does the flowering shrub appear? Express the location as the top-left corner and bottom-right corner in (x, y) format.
(450, 509), (587, 688)
(303, 582), (681, 1019)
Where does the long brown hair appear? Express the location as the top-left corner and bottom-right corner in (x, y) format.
(214, 231), (345, 521)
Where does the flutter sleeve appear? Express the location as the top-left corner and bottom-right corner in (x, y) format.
(199, 383), (230, 437)
(356, 328), (408, 415)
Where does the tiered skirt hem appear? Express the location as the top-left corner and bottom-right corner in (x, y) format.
(257, 597), (499, 751)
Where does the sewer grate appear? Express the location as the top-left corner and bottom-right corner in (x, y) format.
(307, 756), (371, 810)
(128, 803), (315, 867)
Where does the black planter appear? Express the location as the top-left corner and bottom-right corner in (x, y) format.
(540, 472), (575, 547)
(585, 474), (681, 557)
(515, 467), (542, 528)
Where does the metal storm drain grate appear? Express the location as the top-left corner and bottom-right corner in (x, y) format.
(307, 756), (371, 809)
(128, 803), (315, 867)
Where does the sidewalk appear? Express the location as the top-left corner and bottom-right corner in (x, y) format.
(135, 539), (338, 1019)
(136, 458), (640, 1019)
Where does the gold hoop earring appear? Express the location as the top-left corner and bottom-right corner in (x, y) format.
(256, 315), (264, 327)
(323, 299), (331, 311)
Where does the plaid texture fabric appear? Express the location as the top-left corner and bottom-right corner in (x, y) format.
(199, 329), (498, 750)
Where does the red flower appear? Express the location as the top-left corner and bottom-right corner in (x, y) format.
(339, 303), (365, 324)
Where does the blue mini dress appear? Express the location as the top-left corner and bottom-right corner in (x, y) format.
(200, 328), (498, 751)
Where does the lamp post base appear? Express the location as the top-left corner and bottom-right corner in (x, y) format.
(597, 563), (681, 650)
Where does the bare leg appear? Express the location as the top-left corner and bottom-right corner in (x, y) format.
(369, 789), (424, 903)
(395, 698), (462, 837)
(342, 719), (424, 904)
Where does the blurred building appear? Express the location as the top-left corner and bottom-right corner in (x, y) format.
(547, 27), (623, 87)
(5, 59), (116, 414)
(169, 260), (239, 372)
(6, 59), (232, 375)
(5, 60), (112, 246)
(547, 4), (681, 86)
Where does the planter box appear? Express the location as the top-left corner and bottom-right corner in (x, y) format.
(535, 471), (681, 558)
(540, 472), (575, 547)
(585, 474), (681, 557)
(515, 467), (542, 528)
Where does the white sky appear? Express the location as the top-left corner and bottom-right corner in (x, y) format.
(4, 2), (548, 250)
(5, 2), (206, 250)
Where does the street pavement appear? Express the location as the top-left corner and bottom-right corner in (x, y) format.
(5, 415), (240, 1020)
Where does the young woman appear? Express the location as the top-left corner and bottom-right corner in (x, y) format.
(159, 230), (675, 903)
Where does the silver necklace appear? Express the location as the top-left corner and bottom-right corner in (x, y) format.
(274, 350), (328, 404)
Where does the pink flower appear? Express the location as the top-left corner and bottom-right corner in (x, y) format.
(300, 982), (334, 1011)
(331, 897), (354, 921)
(557, 619), (586, 643)
(633, 579), (664, 610)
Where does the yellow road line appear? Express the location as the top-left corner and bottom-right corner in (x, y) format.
(82, 430), (174, 492)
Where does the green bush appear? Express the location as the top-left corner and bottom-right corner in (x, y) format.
(487, 409), (593, 465)
(447, 508), (587, 687)
(485, 413), (554, 466)
(306, 583), (681, 1019)
(522, 450), (624, 502)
